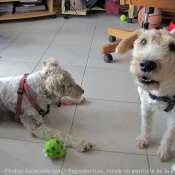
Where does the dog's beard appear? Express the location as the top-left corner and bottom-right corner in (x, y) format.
(133, 72), (160, 90)
(131, 71), (160, 91)
(130, 62), (160, 91)
(135, 78), (160, 91)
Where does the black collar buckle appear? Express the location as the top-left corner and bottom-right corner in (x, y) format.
(148, 91), (175, 112)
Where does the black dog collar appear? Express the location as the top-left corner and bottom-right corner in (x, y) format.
(148, 91), (175, 112)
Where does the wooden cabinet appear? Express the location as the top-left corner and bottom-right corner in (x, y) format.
(0, 0), (56, 21)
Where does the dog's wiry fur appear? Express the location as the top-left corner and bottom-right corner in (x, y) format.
(116, 29), (175, 162)
(0, 58), (92, 152)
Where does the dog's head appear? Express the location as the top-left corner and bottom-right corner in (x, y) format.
(116, 29), (175, 91)
(42, 59), (84, 103)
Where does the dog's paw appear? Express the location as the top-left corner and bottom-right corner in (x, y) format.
(157, 148), (171, 162)
(135, 135), (150, 149)
(61, 96), (85, 105)
(72, 96), (85, 105)
(75, 140), (93, 152)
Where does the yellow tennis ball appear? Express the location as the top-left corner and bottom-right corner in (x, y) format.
(120, 15), (126, 21)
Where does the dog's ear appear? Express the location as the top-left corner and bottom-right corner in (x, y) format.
(115, 29), (142, 54)
(45, 74), (64, 95)
(42, 58), (60, 68)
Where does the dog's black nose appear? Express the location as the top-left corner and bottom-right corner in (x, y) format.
(82, 89), (84, 94)
(139, 60), (157, 72)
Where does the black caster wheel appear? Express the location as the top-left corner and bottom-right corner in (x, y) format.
(51, 15), (56, 19)
(104, 54), (113, 63)
(63, 14), (69, 19)
(127, 18), (132, 23)
(109, 35), (116, 42)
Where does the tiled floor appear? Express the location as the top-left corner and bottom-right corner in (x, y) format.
(0, 11), (175, 175)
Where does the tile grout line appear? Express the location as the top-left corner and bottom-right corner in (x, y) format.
(67, 14), (100, 138)
(0, 21), (33, 55)
(31, 19), (67, 73)
(69, 104), (77, 136)
(0, 136), (44, 144)
(85, 97), (140, 104)
(81, 13), (99, 87)
(1, 136), (174, 158)
(91, 148), (148, 155)
(0, 41), (12, 55)
(68, 15), (100, 157)
(59, 156), (66, 175)
(146, 148), (152, 175)
(12, 21), (34, 41)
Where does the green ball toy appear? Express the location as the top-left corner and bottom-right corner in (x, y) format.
(43, 139), (66, 159)
(120, 15), (126, 21)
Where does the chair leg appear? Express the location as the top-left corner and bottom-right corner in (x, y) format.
(101, 28), (132, 55)
(101, 40), (122, 54)
(108, 28), (132, 39)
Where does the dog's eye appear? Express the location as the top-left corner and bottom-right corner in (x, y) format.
(141, 39), (147, 45)
(168, 44), (175, 52)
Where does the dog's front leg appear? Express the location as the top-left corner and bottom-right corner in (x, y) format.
(32, 123), (92, 152)
(61, 96), (85, 105)
(157, 114), (175, 162)
(136, 102), (154, 149)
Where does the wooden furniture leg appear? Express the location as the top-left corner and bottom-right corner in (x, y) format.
(102, 40), (122, 55)
(101, 28), (132, 54)
(101, 28), (132, 63)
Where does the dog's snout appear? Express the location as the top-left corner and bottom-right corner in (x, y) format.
(139, 60), (157, 72)
(77, 84), (84, 94)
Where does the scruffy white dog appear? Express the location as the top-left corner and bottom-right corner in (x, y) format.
(0, 58), (92, 152)
(116, 29), (175, 162)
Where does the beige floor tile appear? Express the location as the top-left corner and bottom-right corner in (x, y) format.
(0, 61), (36, 77)
(44, 105), (77, 134)
(61, 17), (97, 32)
(0, 121), (43, 143)
(149, 155), (175, 175)
(97, 17), (129, 30)
(0, 138), (63, 175)
(0, 41), (11, 53)
(41, 44), (90, 67)
(71, 99), (145, 154)
(82, 67), (139, 103)
(15, 28), (58, 44)
(0, 21), (32, 41)
(0, 42), (49, 62)
(52, 29), (93, 46)
(27, 17), (65, 30)
(62, 149), (149, 175)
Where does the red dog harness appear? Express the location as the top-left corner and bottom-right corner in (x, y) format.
(15, 74), (50, 122)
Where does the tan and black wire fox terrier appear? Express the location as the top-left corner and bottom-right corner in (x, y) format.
(116, 28), (175, 162)
(0, 58), (92, 152)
